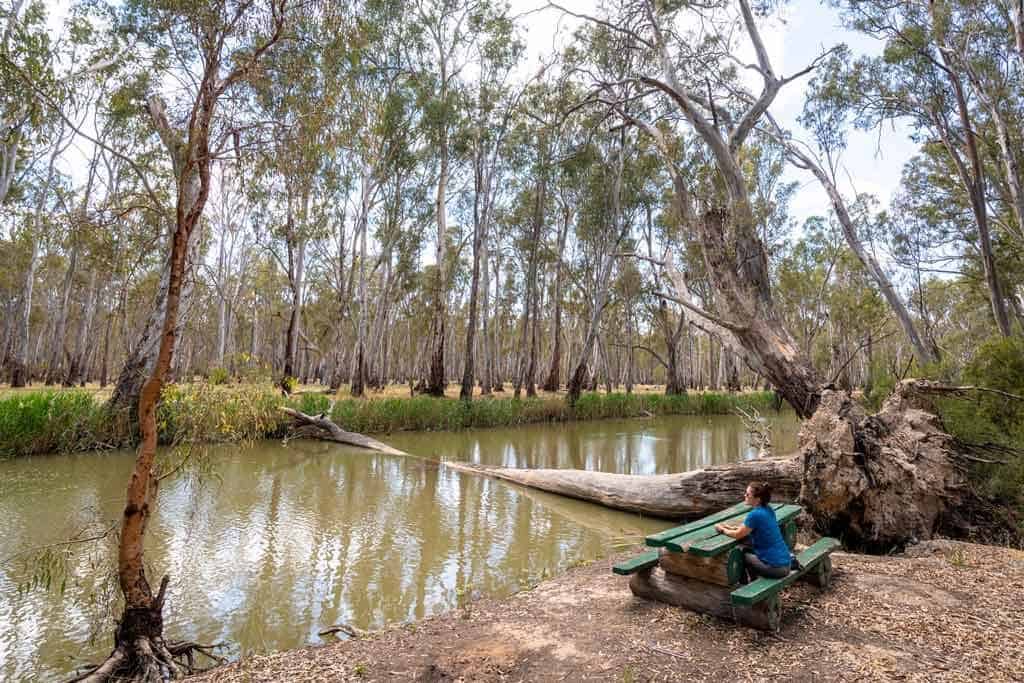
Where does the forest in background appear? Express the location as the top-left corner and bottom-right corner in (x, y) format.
(1, 0), (1022, 410)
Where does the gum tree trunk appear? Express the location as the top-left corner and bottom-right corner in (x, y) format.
(65, 269), (98, 386)
(542, 204), (570, 392)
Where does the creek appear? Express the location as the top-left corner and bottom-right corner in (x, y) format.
(0, 411), (798, 680)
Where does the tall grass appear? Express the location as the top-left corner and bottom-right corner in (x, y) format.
(0, 386), (782, 458)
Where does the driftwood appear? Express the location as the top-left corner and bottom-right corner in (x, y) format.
(279, 407), (409, 456)
(442, 457), (801, 519)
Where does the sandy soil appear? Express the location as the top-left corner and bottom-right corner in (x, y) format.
(194, 539), (1024, 682)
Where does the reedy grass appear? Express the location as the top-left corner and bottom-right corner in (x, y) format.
(0, 385), (781, 459)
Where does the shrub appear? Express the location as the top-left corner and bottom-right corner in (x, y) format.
(208, 367), (230, 385)
(931, 336), (1024, 532)
(0, 390), (124, 458)
(1, 386), (785, 458)
(281, 376), (299, 394)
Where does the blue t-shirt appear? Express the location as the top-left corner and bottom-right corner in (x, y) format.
(744, 506), (791, 568)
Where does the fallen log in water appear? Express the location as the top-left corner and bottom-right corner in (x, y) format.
(279, 407), (410, 456)
(442, 457), (802, 520)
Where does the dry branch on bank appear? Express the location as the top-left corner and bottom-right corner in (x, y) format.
(278, 407), (409, 455)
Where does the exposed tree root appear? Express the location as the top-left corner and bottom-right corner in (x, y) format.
(798, 381), (1022, 551)
(67, 636), (227, 682)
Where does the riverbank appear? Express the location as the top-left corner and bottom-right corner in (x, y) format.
(0, 384), (780, 458)
(195, 539), (1024, 682)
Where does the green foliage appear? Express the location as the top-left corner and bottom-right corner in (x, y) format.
(1, 387), (783, 459)
(962, 337), (1024, 440)
(330, 391), (778, 433)
(158, 384), (287, 445)
(932, 337), (1024, 525)
(208, 367), (230, 385)
(0, 390), (122, 458)
(280, 376), (299, 394)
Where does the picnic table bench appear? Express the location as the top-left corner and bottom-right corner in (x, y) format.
(613, 502), (839, 631)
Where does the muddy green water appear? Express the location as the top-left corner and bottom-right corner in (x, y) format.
(0, 412), (798, 680)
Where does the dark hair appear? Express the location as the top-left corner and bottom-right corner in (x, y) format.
(748, 481), (772, 506)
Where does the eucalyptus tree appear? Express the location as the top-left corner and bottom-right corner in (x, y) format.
(6, 121), (72, 387)
(413, 0), (480, 396)
(329, 0), (423, 396)
(1, 0), (63, 387)
(0, 0), (55, 206)
(207, 164), (253, 369)
(75, 0), (291, 680)
(503, 110), (551, 399)
(532, 0), (999, 551)
(458, 3), (524, 401)
(250, 7), (343, 387)
(559, 0), (837, 415)
(816, 0), (1016, 336)
(558, 18), (650, 405)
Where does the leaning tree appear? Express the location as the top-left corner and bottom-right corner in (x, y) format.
(74, 1), (289, 681)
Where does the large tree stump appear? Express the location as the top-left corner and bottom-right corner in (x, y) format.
(629, 568), (780, 631)
(798, 385), (966, 551)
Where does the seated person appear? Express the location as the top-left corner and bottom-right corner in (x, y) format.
(714, 481), (792, 581)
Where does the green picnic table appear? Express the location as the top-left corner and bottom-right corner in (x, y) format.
(613, 501), (839, 631)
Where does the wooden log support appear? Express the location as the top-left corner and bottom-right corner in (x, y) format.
(629, 568), (780, 631)
(441, 456), (802, 519)
(657, 546), (745, 587)
(782, 518), (797, 549)
(797, 555), (833, 588)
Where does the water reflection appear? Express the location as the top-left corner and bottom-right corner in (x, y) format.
(0, 412), (797, 680)
(387, 412), (800, 474)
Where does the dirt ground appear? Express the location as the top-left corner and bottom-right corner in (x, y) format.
(194, 539), (1024, 682)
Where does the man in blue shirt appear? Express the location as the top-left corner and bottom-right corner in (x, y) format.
(714, 481), (792, 581)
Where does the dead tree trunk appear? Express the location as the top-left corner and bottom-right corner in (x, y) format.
(279, 407), (408, 455)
